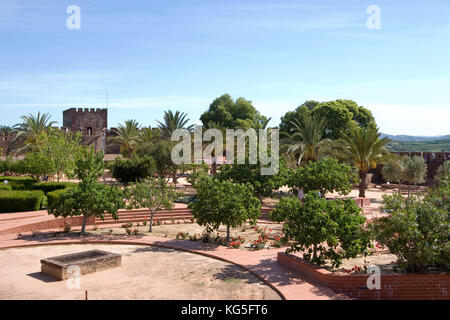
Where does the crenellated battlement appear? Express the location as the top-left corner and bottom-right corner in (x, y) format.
(72, 108), (107, 113)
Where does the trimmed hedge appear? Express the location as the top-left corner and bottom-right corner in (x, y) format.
(32, 182), (77, 194)
(0, 190), (45, 213)
(0, 184), (12, 191)
(46, 188), (69, 208)
(0, 176), (35, 190)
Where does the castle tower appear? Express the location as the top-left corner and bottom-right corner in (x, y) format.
(62, 108), (108, 136)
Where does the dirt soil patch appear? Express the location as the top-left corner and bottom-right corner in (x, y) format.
(0, 244), (281, 300)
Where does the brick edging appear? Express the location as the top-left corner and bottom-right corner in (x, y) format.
(277, 252), (450, 300)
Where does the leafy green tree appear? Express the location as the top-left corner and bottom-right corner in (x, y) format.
(22, 152), (55, 181)
(126, 178), (180, 232)
(279, 101), (319, 134)
(341, 126), (390, 197)
(402, 156), (427, 195)
(48, 148), (125, 234)
(279, 100), (376, 140)
(40, 129), (84, 181)
(137, 140), (176, 182)
(157, 110), (194, 139)
(270, 192), (370, 267)
(287, 157), (357, 196)
(8, 112), (56, 155)
(436, 160), (450, 185)
(381, 157), (405, 193)
(189, 177), (261, 243)
(200, 94), (268, 130)
(111, 156), (156, 185)
(109, 120), (141, 158)
(216, 158), (288, 201)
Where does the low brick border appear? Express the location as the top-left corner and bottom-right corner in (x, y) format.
(278, 252), (450, 300)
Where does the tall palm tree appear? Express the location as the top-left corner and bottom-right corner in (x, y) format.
(0, 125), (12, 138)
(109, 120), (141, 158)
(341, 126), (390, 197)
(202, 121), (226, 175)
(280, 113), (332, 166)
(8, 112), (56, 155)
(138, 126), (156, 144)
(157, 110), (194, 139)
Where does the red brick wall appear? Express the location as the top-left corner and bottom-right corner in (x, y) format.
(278, 252), (450, 300)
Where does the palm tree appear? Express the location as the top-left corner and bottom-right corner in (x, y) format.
(0, 125), (12, 138)
(341, 126), (390, 197)
(138, 126), (156, 144)
(280, 113), (332, 166)
(202, 121), (226, 175)
(109, 120), (141, 158)
(8, 112), (56, 155)
(157, 110), (194, 139)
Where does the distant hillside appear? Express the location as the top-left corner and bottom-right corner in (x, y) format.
(386, 138), (450, 152)
(381, 133), (450, 142)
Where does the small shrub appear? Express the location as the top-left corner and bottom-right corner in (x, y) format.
(370, 189), (449, 272)
(63, 222), (71, 233)
(176, 232), (189, 240)
(111, 156), (156, 185)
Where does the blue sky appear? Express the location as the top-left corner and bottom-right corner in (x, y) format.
(0, 0), (449, 135)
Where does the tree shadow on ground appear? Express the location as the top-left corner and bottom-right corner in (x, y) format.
(242, 256), (347, 299)
(212, 264), (261, 285)
(130, 246), (176, 254)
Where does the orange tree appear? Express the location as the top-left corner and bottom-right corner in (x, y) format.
(48, 148), (125, 234)
(270, 192), (370, 267)
(189, 177), (260, 243)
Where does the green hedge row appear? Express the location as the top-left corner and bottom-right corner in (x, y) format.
(0, 184), (12, 191)
(32, 182), (77, 194)
(47, 189), (69, 208)
(0, 176), (35, 189)
(0, 190), (45, 213)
